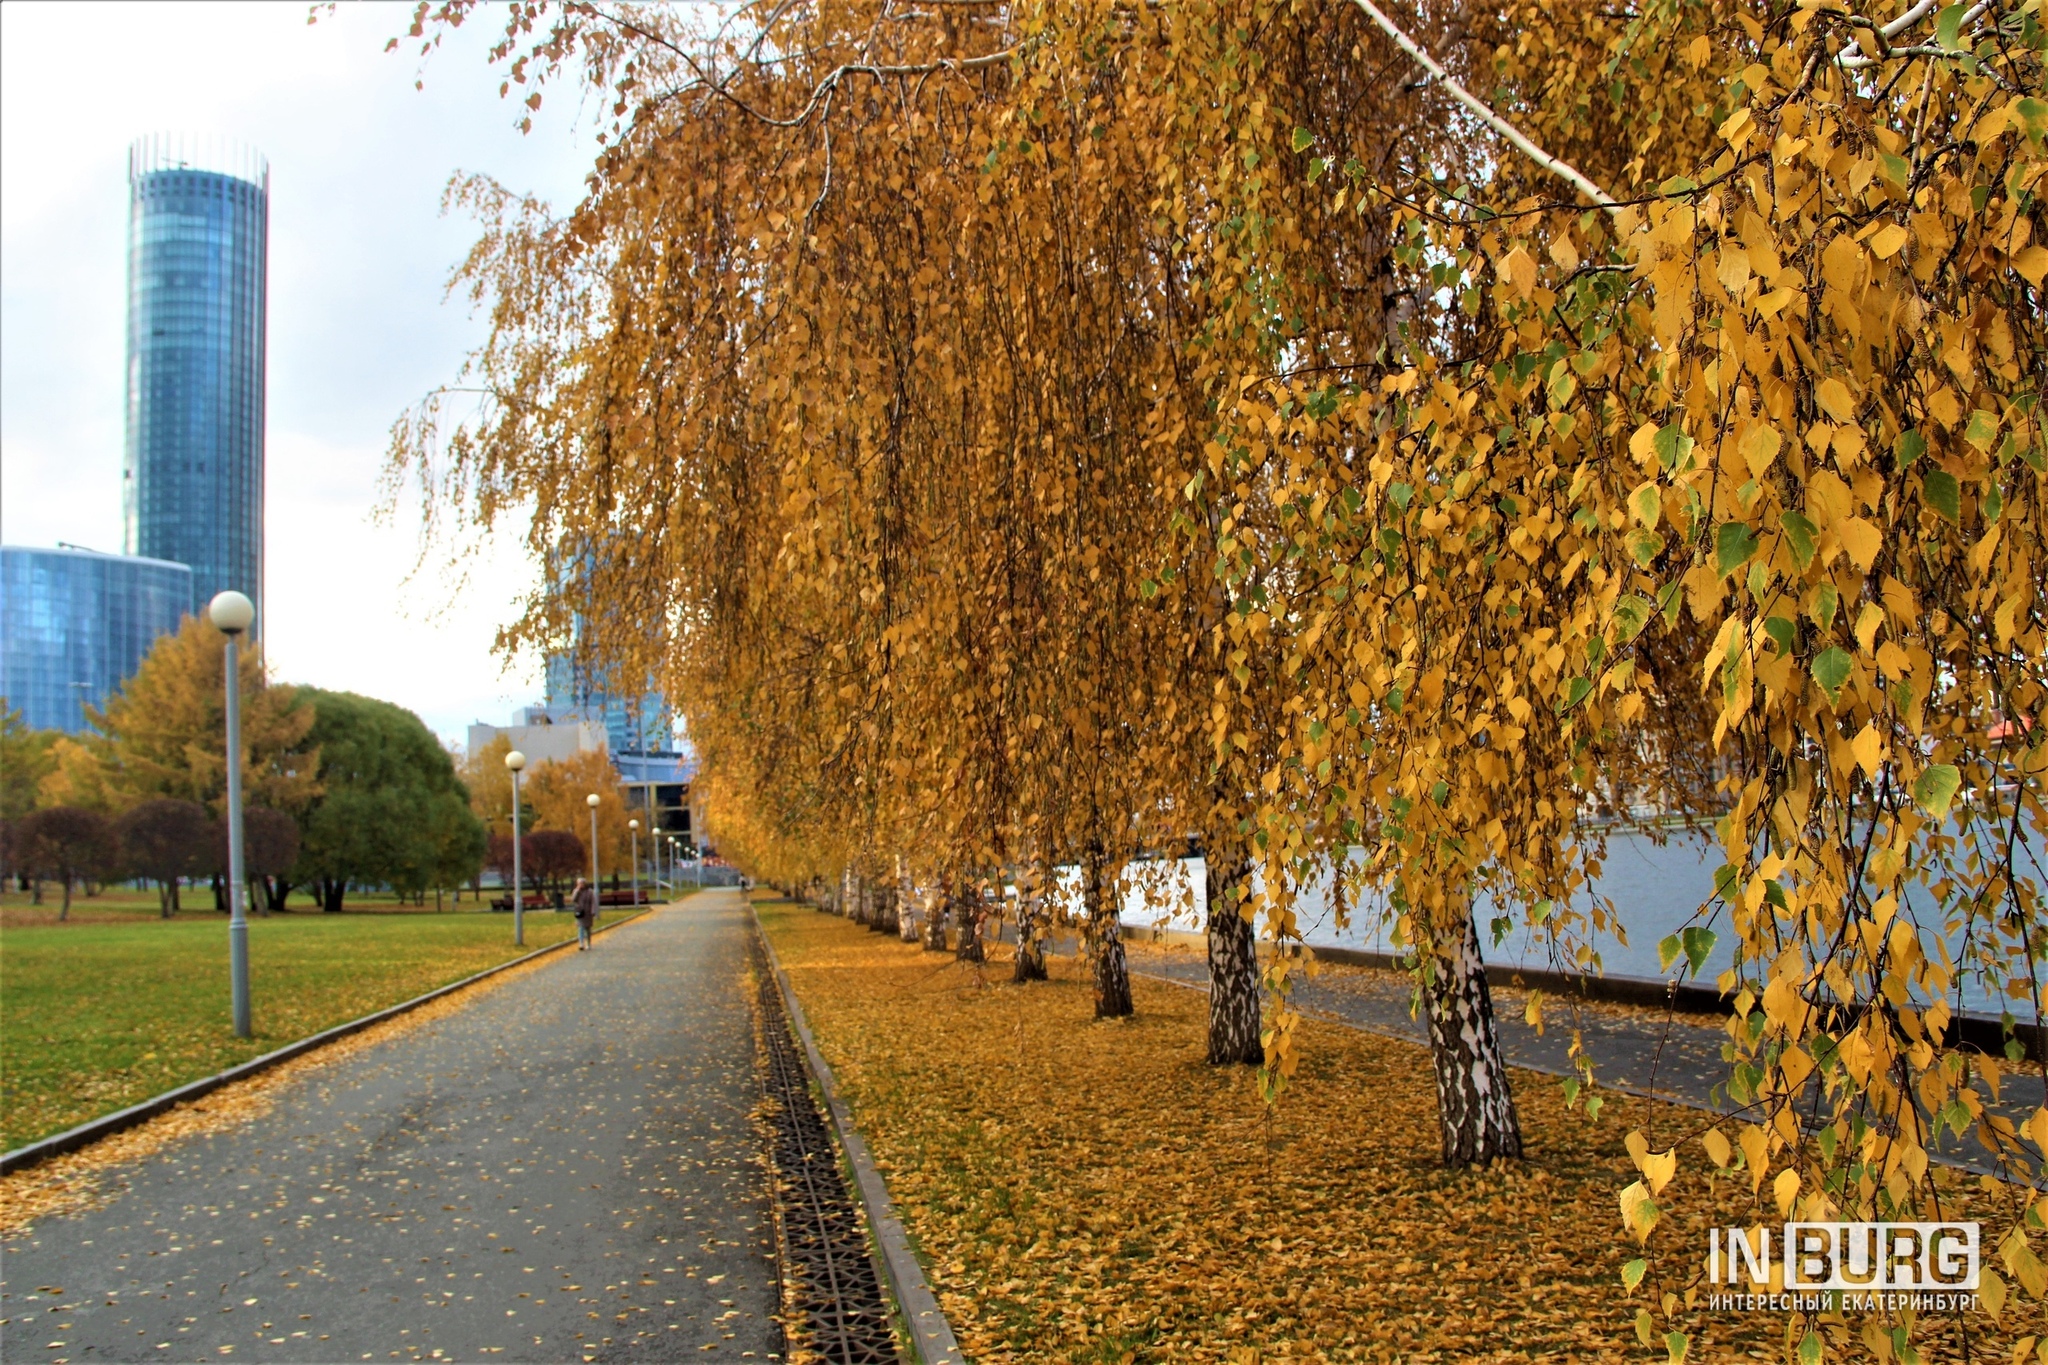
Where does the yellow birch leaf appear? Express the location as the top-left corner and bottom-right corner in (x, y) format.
(1630, 422), (1659, 465)
(1701, 1128), (1732, 1168)
(1816, 378), (1857, 423)
(1854, 602), (1884, 652)
(1982, 1267), (2007, 1320)
(1772, 1167), (1800, 1216)
(1738, 1125), (1771, 1191)
(1997, 595), (2024, 645)
(1500, 248), (1536, 300)
(2015, 246), (2048, 287)
(1618, 1180), (1659, 1243)
(1837, 517), (1882, 571)
(1928, 386), (1962, 427)
(1851, 723), (1885, 778)
(1869, 224), (1911, 260)
(1740, 423), (1782, 477)
(1626, 1131), (1679, 1195)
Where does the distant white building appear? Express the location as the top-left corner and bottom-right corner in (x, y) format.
(466, 710), (608, 768)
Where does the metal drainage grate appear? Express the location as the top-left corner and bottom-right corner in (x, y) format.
(753, 940), (901, 1363)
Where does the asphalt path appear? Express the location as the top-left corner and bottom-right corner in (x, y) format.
(1, 892), (778, 1365)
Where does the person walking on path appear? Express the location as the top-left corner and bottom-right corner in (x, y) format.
(572, 876), (597, 950)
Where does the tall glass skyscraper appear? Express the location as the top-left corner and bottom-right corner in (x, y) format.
(123, 135), (268, 631)
(1, 547), (193, 733)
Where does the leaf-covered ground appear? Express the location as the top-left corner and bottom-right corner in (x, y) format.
(757, 897), (2040, 1362)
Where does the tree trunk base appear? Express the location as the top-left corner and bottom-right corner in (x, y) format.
(1012, 916), (1048, 982)
(1094, 930), (1132, 1017)
(956, 910), (985, 963)
(1424, 913), (1524, 1166)
(1206, 896), (1262, 1065)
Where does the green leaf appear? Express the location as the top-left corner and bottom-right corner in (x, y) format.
(1306, 156), (1330, 184)
(1660, 175), (1697, 196)
(1291, 125), (1314, 153)
(1810, 646), (1853, 704)
(1965, 409), (1999, 451)
(1658, 934), (1683, 972)
(1715, 521), (1757, 577)
(1622, 1258), (1648, 1292)
(1762, 616), (1796, 656)
(2018, 97), (2048, 148)
(1585, 1093), (1605, 1120)
(1630, 482), (1661, 528)
(1781, 511), (1818, 569)
(1895, 428), (1926, 468)
(1558, 676), (1593, 712)
(1912, 763), (1962, 819)
(1657, 581), (1684, 627)
(1389, 482), (1414, 510)
(1652, 423), (1692, 471)
(1813, 581), (1839, 632)
(1666, 1329), (1690, 1364)
(1561, 1075), (1581, 1106)
(1935, 2), (1968, 50)
(1878, 151), (1911, 188)
(1681, 926), (1717, 975)
(1612, 595), (1654, 646)
(1797, 1331), (1823, 1365)
(1628, 529), (1665, 568)
(1713, 864), (1740, 900)
(1923, 469), (1961, 523)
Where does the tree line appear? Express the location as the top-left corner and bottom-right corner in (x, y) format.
(386, 0), (2043, 1343)
(1, 615), (485, 914)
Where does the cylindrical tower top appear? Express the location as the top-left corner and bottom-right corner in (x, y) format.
(122, 133), (270, 637)
(128, 133), (268, 190)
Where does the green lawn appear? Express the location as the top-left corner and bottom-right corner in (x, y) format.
(0, 903), (654, 1151)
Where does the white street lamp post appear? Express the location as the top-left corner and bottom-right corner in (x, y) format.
(628, 818), (641, 907)
(587, 793), (602, 899)
(505, 749), (528, 945)
(209, 590), (255, 1039)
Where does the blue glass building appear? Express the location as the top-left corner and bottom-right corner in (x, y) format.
(541, 651), (677, 756)
(0, 546), (193, 733)
(123, 136), (268, 629)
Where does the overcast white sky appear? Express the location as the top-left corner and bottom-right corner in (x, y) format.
(1, 1), (605, 748)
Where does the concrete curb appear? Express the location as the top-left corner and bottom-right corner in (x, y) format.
(0, 904), (660, 1177)
(752, 905), (965, 1365)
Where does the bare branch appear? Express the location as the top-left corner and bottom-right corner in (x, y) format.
(1341, 0), (1620, 214)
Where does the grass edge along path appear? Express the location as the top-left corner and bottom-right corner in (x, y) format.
(753, 896), (2037, 1363)
(1, 906), (643, 1151)
(0, 910), (664, 1239)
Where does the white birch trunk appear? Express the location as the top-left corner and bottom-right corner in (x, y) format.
(1423, 909), (1524, 1166)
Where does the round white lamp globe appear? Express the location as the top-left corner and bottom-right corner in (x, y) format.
(505, 750), (527, 773)
(209, 590), (256, 636)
